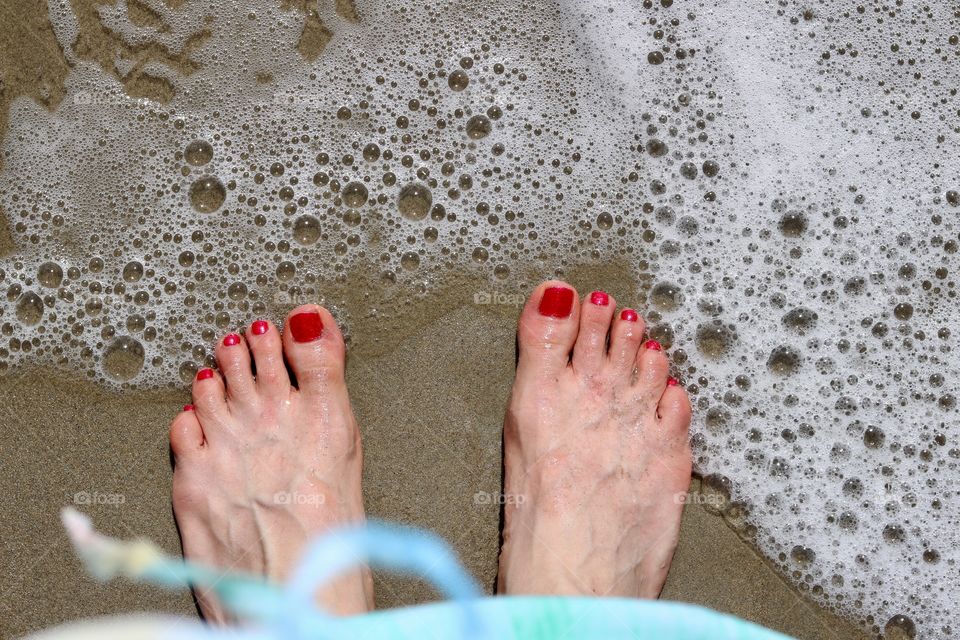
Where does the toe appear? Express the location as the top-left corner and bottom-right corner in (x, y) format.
(657, 380), (692, 435)
(215, 332), (256, 403)
(281, 304), (347, 397)
(192, 367), (229, 423)
(571, 291), (616, 375)
(245, 319), (292, 397)
(633, 336), (670, 405)
(170, 407), (205, 458)
(516, 280), (580, 377)
(607, 307), (646, 376)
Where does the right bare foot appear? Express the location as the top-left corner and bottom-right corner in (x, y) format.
(169, 305), (373, 624)
(498, 281), (693, 599)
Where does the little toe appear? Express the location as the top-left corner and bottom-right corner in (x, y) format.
(215, 332), (256, 404)
(169, 407), (205, 458)
(281, 304), (347, 398)
(516, 281), (580, 378)
(607, 307), (646, 376)
(657, 379), (693, 436)
(245, 319), (292, 397)
(571, 291), (616, 375)
(634, 336), (670, 404)
(192, 367), (229, 423)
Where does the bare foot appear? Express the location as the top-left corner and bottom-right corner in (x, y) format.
(169, 305), (373, 623)
(497, 281), (693, 598)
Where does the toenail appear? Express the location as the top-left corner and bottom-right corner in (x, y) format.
(289, 311), (324, 343)
(644, 339), (662, 351)
(589, 290), (610, 306)
(620, 308), (639, 322)
(667, 376), (679, 386)
(251, 320), (269, 335)
(538, 286), (575, 318)
(196, 368), (214, 381)
(183, 404), (194, 411)
(223, 333), (241, 346)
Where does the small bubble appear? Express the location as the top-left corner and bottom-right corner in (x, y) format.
(448, 69), (469, 91)
(883, 615), (916, 639)
(123, 261), (144, 282)
(782, 307), (818, 332)
(37, 262), (63, 288)
(397, 183), (433, 220)
(189, 176), (226, 213)
(767, 345), (801, 375)
(465, 115), (492, 139)
(882, 524), (906, 544)
(863, 425), (886, 449)
(778, 210), (808, 237)
(893, 303), (913, 321)
(15, 291), (43, 325)
(650, 281), (683, 311)
(645, 138), (668, 157)
(362, 143), (381, 162)
(103, 336), (145, 382)
(227, 282), (248, 300)
(790, 545), (816, 567)
(184, 140), (213, 166)
(695, 321), (735, 358)
(276, 261), (296, 281)
(400, 251), (420, 270)
(342, 181), (369, 208)
(293, 215), (321, 245)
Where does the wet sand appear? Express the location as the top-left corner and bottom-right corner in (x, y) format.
(0, 1), (868, 638)
(0, 293), (866, 639)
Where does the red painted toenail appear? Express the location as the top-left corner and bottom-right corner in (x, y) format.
(589, 291), (610, 306)
(289, 311), (324, 343)
(251, 320), (269, 335)
(620, 308), (639, 322)
(183, 404), (194, 412)
(667, 376), (679, 386)
(538, 287), (575, 318)
(223, 333), (241, 346)
(645, 339), (662, 351)
(196, 368), (214, 381)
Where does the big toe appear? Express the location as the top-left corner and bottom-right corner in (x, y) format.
(516, 281), (580, 377)
(281, 304), (347, 398)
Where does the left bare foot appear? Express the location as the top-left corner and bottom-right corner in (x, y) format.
(169, 304), (373, 623)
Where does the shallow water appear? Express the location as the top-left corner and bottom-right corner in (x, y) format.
(0, 0), (957, 637)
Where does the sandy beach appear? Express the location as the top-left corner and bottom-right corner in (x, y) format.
(0, 286), (866, 639)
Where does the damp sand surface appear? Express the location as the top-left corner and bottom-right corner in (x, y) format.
(0, 290), (866, 640)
